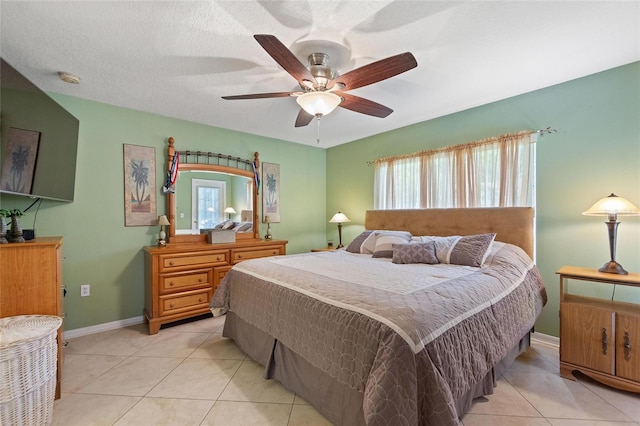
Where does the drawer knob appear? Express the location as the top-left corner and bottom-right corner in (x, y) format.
(238, 255), (243, 259)
(217, 256), (222, 261)
(169, 281), (174, 286)
(169, 303), (174, 308)
(198, 298), (203, 303)
(198, 278), (203, 282)
(169, 261), (175, 266)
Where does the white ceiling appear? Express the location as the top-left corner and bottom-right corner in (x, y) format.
(1, 1), (638, 148)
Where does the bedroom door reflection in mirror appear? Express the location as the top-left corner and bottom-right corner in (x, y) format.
(191, 179), (225, 234)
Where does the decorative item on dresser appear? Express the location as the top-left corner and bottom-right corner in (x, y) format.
(157, 214), (170, 246)
(264, 215), (272, 240)
(557, 266), (640, 393)
(143, 138), (287, 334)
(0, 237), (64, 399)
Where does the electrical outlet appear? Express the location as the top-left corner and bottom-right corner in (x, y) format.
(80, 284), (90, 297)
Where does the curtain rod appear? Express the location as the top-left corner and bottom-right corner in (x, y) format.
(366, 127), (557, 166)
(535, 127), (557, 136)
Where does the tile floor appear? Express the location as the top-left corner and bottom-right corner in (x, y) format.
(53, 315), (640, 425)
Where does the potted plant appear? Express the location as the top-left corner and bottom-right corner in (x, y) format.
(0, 209), (10, 244)
(7, 209), (25, 243)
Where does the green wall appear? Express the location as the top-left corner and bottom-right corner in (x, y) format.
(1, 62), (637, 336)
(1, 97), (327, 331)
(326, 62), (640, 337)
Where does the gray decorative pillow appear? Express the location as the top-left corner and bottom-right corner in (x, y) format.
(392, 242), (439, 264)
(346, 231), (373, 253)
(372, 231), (413, 258)
(448, 233), (496, 267)
(232, 222), (252, 232)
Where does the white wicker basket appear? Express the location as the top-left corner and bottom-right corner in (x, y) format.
(0, 315), (62, 426)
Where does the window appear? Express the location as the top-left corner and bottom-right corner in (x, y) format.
(374, 131), (536, 209)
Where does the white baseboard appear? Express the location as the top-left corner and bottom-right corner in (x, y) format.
(63, 316), (145, 340)
(531, 331), (559, 347)
(62, 317), (561, 350)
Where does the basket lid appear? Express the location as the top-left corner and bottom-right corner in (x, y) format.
(0, 315), (62, 347)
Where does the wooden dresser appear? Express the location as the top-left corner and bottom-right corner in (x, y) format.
(144, 239), (287, 334)
(0, 237), (64, 399)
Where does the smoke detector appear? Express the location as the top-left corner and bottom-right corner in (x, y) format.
(58, 71), (80, 84)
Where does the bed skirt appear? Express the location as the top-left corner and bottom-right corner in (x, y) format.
(222, 311), (531, 426)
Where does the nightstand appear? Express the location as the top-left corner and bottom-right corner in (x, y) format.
(311, 247), (336, 252)
(557, 266), (640, 393)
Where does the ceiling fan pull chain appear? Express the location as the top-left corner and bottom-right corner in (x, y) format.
(316, 115), (321, 144)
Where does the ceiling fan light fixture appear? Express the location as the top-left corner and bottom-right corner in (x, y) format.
(296, 91), (342, 117)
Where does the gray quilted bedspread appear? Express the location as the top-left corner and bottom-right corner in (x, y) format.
(210, 242), (547, 426)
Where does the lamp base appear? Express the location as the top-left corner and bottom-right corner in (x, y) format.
(598, 261), (628, 275)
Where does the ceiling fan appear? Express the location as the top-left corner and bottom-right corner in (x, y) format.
(222, 34), (418, 128)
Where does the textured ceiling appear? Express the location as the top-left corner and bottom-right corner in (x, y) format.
(1, 1), (638, 148)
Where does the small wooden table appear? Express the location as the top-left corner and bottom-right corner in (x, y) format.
(557, 266), (640, 393)
(311, 247), (336, 252)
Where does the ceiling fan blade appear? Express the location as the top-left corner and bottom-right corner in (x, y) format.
(295, 109), (314, 127)
(329, 52), (417, 91)
(254, 34), (317, 85)
(222, 91), (295, 100)
(338, 93), (393, 118)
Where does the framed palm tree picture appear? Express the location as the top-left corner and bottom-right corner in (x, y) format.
(123, 144), (157, 226)
(0, 127), (40, 195)
(262, 162), (280, 223)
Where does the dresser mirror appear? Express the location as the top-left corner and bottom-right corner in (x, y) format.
(165, 137), (260, 243)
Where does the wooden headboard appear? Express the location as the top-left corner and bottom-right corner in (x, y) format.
(365, 207), (534, 259)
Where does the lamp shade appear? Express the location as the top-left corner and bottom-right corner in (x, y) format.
(296, 92), (342, 116)
(224, 207), (237, 215)
(582, 193), (640, 217)
(329, 211), (351, 223)
(157, 215), (170, 226)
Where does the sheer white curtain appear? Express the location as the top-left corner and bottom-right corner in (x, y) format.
(374, 131), (536, 209)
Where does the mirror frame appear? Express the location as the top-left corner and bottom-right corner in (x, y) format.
(166, 137), (260, 244)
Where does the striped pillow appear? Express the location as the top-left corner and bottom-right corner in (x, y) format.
(371, 231), (412, 258)
(413, 233), (496, 267)
(346, 231), (373, 253)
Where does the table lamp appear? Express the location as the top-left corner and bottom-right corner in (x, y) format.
(582, 193), (640, 274)
(264, 215), (272, 240)
(224, 207), (237, 220)
(329, 211), (351, 248)
(157, 215), (170, 246)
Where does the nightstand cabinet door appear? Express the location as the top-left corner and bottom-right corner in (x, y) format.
(560, 303), (615, 375)
(616, 312), (640, 382)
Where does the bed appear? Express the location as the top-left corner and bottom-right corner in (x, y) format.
(210, 207), (547, 426)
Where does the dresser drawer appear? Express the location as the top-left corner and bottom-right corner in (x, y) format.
(159, 251), (228, 271)
(160, 270), (212, 294)
(213, 265), (231, 293)
(231, 246), (284, 264)
(159, 290), (211, 316)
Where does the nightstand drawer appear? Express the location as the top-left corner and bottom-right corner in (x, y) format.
(160, 290), (211, 316)
(160, 270), (212, 294)
(160, 251), (228, 271)
(231, 246), (284, 263)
